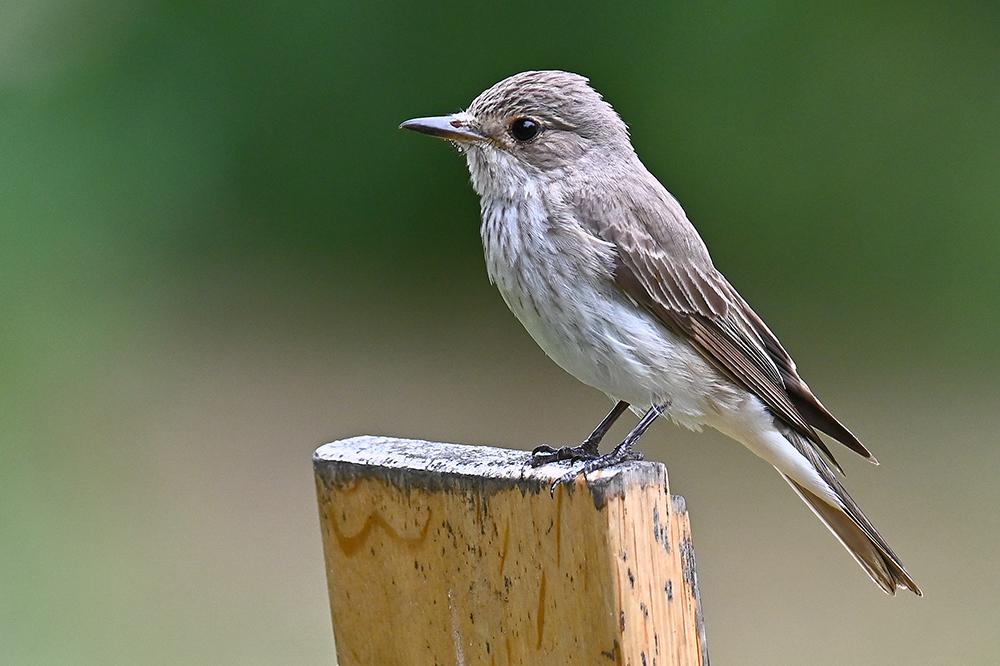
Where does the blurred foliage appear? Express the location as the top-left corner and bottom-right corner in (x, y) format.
(2, 0), (998, 364)
(1, 0), (999, 664)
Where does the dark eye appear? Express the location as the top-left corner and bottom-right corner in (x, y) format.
(509, 118), (541, 142)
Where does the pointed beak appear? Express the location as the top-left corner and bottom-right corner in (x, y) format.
(399, 114), (485, 143)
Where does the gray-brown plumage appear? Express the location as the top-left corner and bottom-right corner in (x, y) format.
(401, 70), (920, 595)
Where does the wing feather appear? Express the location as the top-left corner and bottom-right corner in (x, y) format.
(573, 179), (875, 467)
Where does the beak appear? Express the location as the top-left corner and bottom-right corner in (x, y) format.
(399, 114), (485, 143)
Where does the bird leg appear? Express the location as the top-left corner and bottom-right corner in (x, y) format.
(530, 400), (630, 466)
(549, 403), (666, 494)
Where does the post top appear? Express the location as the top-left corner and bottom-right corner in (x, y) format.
(314, 435), (670, 509)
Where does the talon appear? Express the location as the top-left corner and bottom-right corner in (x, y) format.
(530, 453), (556, 467)
(549, 469), (582, 497)
(530, 445), (570, 467)
(530, 443), (599, 467)
(530, 445), (560, 467)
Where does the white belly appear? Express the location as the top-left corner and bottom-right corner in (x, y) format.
(481, 198), (740, 430)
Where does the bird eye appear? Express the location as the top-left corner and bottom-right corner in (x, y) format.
(509, 118), (541, 142)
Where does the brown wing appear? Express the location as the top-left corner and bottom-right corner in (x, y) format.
(572, 177), (876, 467)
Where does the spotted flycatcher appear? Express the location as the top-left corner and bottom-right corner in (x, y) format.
(400, 70), (920, 595)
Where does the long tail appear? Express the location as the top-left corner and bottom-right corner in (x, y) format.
(772, 424), (921, 596)
(780, 469), (921, 596)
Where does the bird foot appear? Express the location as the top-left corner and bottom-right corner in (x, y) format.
(529, 442), (599, 467)
(545, 446), (644, 496)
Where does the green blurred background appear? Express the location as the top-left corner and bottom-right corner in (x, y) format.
(2, 0), (998, 663)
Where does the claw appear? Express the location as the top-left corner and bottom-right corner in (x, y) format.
(529, 443), (600, 467)
(550, 468), (581, 496)
(534, 403), (664, 496)
(546, 447), (644, 496)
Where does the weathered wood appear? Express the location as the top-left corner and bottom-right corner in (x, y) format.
(314, 435), (709, 666)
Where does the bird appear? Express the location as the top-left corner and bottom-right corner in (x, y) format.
(399, 70), (920, 596)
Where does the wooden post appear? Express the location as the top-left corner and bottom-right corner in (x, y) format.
(314, 436), (709, 666)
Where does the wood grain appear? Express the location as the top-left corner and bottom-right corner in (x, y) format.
(314, 435), (708, 666)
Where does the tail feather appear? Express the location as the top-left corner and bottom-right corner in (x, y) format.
(782, 474), (921, 596)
